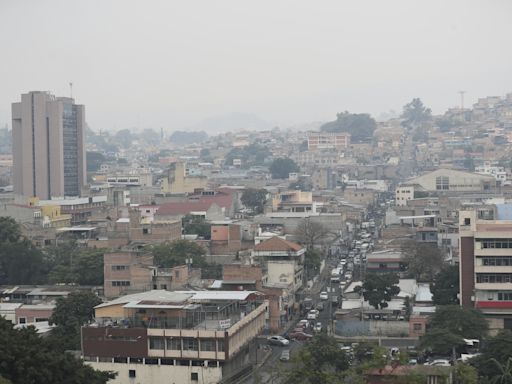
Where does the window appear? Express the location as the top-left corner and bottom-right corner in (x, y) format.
(464, 218), (471, 226)
(191, 372), (199, 381)
(175, 271), (180, 278)
(217, 340), (225, 352)
(18, 317), (26, 324)
(112, 265), (129, 271)
(477, 274), (512, 283)
(149, 337), (165, 350)
(129, 370), (136, 378)
(480, 239), (512, 249)
(441, 239), (452, 246)
(498, 292), (512, 301)
(166, 337), (181, 350)
(413, 323), (422, 331)
(200, 339), (216, 351)
(436, 176), (449, 190)
(142, 228), (150, 234)
(160, 284), (167, 290)
(112, 281), (130, 287)
(183, 338), (198, 351)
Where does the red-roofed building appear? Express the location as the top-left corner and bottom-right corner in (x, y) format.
(154, 190), (237, 221)
(252, 236), (305, 304)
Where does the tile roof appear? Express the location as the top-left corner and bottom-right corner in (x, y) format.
(253, 236), (303, 252)
(155, 192), (234, 216)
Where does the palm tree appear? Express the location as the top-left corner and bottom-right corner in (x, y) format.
(490, 357), (512, 384)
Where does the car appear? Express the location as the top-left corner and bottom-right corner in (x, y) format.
(289, 331), (313, 341)
(320, 292), (329, 300)
(425, 359), (451, 367)
(268, 335), (290, 346)
(307, 309), (319, 320)
(316, 302), (324, 311)
(314, 322), (322, 332)
(298, 319), (309, 328)
(280, 349), (290, 361)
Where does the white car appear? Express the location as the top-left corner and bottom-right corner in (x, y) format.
(314, 322), (322, 332)
(307, 309), (319, 320)
(425, 359), (450, 367)
(268, 335), (290, 346)
(320, 292), (329, 300)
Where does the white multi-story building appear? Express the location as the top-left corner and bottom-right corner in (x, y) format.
(395, 184), (416, 206)
(459, 208), (512, 332)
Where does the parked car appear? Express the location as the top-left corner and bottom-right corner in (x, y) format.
(320, 291), (329, 300)
(297, 319), (309, 329)
(280, 349), (290, 361)
(314, 322), (322, 332)
(289, 331), (313, 341)
(425, 359), (451, 367)
(268, 335), (290, 346)
(307, 309), (319, 320)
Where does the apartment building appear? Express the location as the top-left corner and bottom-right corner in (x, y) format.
(459, 208), (512, 331)
(306, 131), (351, 150)
(81, 290), (267, 384)
(104, 251), (199, 299)
(12, 91), (86, 199)
(161, 162), (207, 194)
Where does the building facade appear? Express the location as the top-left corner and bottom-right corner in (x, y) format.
(12, 91), (86, 199)
(459, 209), (512, 332)
(81, 290), (266, 384)
(307, 131), (351, 150)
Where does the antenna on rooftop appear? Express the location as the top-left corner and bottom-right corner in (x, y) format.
(69, 82), (73, 99)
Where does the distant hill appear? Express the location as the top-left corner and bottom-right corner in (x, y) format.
(187, 112), (272, 133)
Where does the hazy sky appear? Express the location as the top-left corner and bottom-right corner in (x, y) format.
(1, 0), (511, 132)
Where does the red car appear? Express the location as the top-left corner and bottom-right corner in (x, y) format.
(289, 330), (313, 341)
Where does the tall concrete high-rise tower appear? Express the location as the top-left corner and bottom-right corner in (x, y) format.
(12, 91), (86, 199)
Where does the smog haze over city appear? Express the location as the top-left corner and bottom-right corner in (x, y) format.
(3, 1), (512, 384)
(0, 0), (511, 132)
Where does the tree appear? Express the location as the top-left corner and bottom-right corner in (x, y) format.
(431, 265), (459, 305)
(401, 240), (444, 281)
(488, 358), (512, 384)
(0, 317), (114, 384)
(472, 330), (512, 380)
(320, 111), (377, 142)
(420, 327), (465, 355)
(48, 291), (102, 351)
(401, 98), (432, 129)
(86, 151), (106, 172)
(152, 240), (207, 268)
(0, 217), (22, 243)
(45, 243), (105, 286)
(295, 219), (329, 250)
(169, 130), (208, 145)
(224, 143), (271, 168)
(269, 157), (299, 179)
(354, 273), (400, 310)
(428, 305), (488, 340)
(304, 249), (321, 280)
(0, 219), (47, 285)
(114, 128), (133, 148)
(240, 188), (268, 214)
(182, 214), (211, 239)
(453, 362), (478, 384)
(285, 334), (350, 384)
